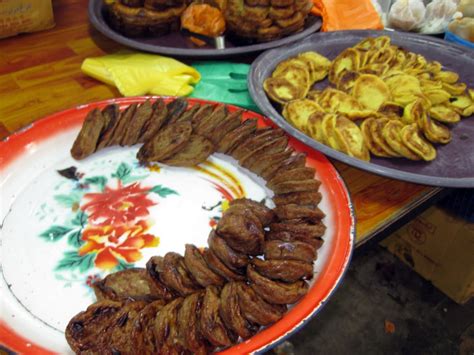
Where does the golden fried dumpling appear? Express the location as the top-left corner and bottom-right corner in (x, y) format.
(306, 90), (321, 101)
(378, 102), (404, 119)
(434, 71), (459, 84)
(372, 35), (391, 49)
(420, 79), (443, 91)
(322, 113), (348, 153)
(402, 99), (425, 125)
(283, 99), (324, 131)
(368, 47), (395, 65)
(387, 49), (407, 70)
(441, 82), (467, 96)
(297, 51), (331, 83)
(400, 123), (436, 161)
(385, 74), (422, 105)
(425, 61), (442, 74)
(429, 104), (461, 123)
(263, 77), (304, 104)
(352, 74), (391, 111)
(336, 70), (360, 92)
(360, 118), (392, 158)
(449, 94), (474, 116)
(369, 117), (401, 157)
(354, 37), (375, 50)
(272, 59), (311, 92)
(334, 115), (370, 161)
(318, 88), (363, 115)
(306, 111), (326, 144)
(382, 120), (421, 160)
(424, 89), (451, 105)
(418, 113), (451, 144)
(468, 89), (474, 101)
(328, 48), (360, 84)
(359, 63), (390, 76)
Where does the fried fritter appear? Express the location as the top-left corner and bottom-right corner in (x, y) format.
(71, 108), (106, 160)
(273, 190), (322, 206)
(263, 239), (317, 263)
(162, 134), (214, 167)
(272, 179), (321, 194)
(138, 99), (168, 143)
(121, 100), (154, 146)
(251, 258), (313, 282)
(131, 300), (167, 355)
(217, 118), (258, 153)
(208, 230), (249, 271)
(229, 198), (275, 226)
(202, 248), (246, 281)
(160, 252), (201, 296)
(176, 292), (208, 354)
(97, 104), (120, 149)
(274, 204), (325, 223)
(184, 244), (225, 287)
(270, 221), (326, 238)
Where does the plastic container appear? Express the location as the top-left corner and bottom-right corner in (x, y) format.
(444, 30), (474, 49)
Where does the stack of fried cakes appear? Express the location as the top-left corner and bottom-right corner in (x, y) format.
(108, 0), (187, 37)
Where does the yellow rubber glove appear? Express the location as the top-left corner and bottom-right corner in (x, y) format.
(81, 51), (201, 96)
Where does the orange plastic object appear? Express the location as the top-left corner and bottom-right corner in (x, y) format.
(181, 3), (226, 37)
(312, 0), (383, 31)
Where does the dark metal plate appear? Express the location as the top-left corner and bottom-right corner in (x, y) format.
(88, 0), (322, 58)
(249, 30), (474, 188)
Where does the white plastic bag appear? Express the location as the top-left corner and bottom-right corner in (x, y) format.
(388, 0), (426, 31)
(421, 0), (458, 33)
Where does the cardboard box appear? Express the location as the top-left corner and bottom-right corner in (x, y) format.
(382, 205), (474, 304)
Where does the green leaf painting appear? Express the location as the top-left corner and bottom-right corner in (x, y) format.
(56, 251), (96, 273)
(84, 176), (108, 191)
(112, 162), (131, 181)
(71, 211), (87, 227)
(67, 229), (84, 248)
(114, 259), (135, 272)
(149, 185), (178, 198)
(40, 226), (73, 241)
(54, 191), (83, 208)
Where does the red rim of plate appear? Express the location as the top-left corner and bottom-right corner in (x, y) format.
(0, 97), (355, 354)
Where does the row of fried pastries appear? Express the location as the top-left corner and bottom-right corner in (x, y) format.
(264, 36), (474, 161)
(66, 195), (326, 354)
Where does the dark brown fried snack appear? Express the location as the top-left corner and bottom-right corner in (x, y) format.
(257, 149), (294, 179)
(267, 167), (315, 189)
(236, 282), (286, 326)
(121, 100), (154, 146)
(131, 300), (167, 355)
(217, 118), (258, 153)
(231, 127), (284, 162)
(97, 104), (120, 150)
(65, 300), (124, 354)
(208, 230), (249, 271)
(176, 292), (208, 354)
(122, 0), (144, 7)
(263, 239), (317, 263)
(110, 103), (138, 147)
(209, 109), (243, 146)
(160, 252), (201, 296)
(203, 248), (246, 281)
(71, 108), (106, 160)
(241, 135), (289, 169)
(270, 221), (326, 238)
(246, 0), (270, 6)
(229, 198), (275, 226)
(272, 179), (321, 194)
(271, 0), (294, 6)
(273, 191), (322, 207)
(92, 268), (169, 302)
(278, 152), (307, 171)
(216, 204), (264, 255)
(138, 99), (168, 143)
(266, 230), (324, 249)
(137, 121), (192, 162)
(105, 301), (149, 354)
(274, 204), (325, 223)
(153, 298), (185, 353)
(247, 265), (308, 304)
(165, 97), (189, 125)
(196, 104), (228, 137)
(162, 134), (214, 167)
(145, 256), (176, 301)
(252, 258), (313, 282)
(219, 282), (258, 339)
(199, 286), (236, 347)
(175, 103), (201, 123)
(184, 244), (225, 287)
(191, 104), (214, 129)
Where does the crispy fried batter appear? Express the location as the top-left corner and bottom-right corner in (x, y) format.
(71, 108), (106, 160)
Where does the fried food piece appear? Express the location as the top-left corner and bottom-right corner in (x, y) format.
(382, 120), (421, 160)
(153, 298), (185, 353)
(138, 99), (168, 143)
(164, 97), (189, 125)
(208, 231), (249, 271)
(252, 258), (313, 282)
(418, 112), (451, 144)
(199, 286), (236, 347)
(110, 103), (138, 147)
(272, 58), (310, 87)
(209, 109), (243, 145)
(429, 104), (461, 123)
(329, 48), (360, 84)
(370, 118), (401, 157)
(360, 118), (391, 158)
(352, 74), (391, 111)
(400, 123), (436, 161)
(336, 70), (360, 92)
(236, 282), (286, 326)
(242, 136), (289, 169)
(105, 301), (149, 354)
(65, 300), (123, 354)
(132, 300), (167, 355)
(121, 100), (154, 146)
(231, 127), (284, 162)
(202, 248), (246, 281)
(71, 108), (106, 160)
(97, 104), (120, 149)
(269, 5), (296, 20)
(274, 204), (325, 223)
(318, 88), (363, 115)
(264, 239), (317, 263)
(321, 113), (347, 153)
(267, 167), (315, 189)
(263, 77), (304, 104)
(184, 244), (225, 287)
(272, 179), (321, 194)
(219, 282), (258, 339)
(229, 198), (275, 226)
(298, 51), (331, 83)
(273, 190), (322, 206)
(190, 104), (214, 129)
(217, 118), (258, 153)
(146, 256), (177, 301)
(162, 134), (214, 167)
(195, 104), (228, 138)
(270, 221), (326, 238)
(137, 121), (192, 162)
(378, 102), (404, 119)
(216, 204), (264, 255)
(253, 149), (293, 179)
(283, 99), (324, 131)
(175, 103), (201, 123)
(176, 292), (208, 354)
(160, 252), (201, 296)
(334, 115), (370, 161)
(92, 268), (168, 302)
(181, 3), (226, 37)
(266, 230), (324, 249)
(247, 265), (308, 304)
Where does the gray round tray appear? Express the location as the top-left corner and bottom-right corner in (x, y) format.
(249, 30), (474, 188)
(88, 0), (322, 58)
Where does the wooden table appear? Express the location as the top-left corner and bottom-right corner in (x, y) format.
(0, 0), (444, 247)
